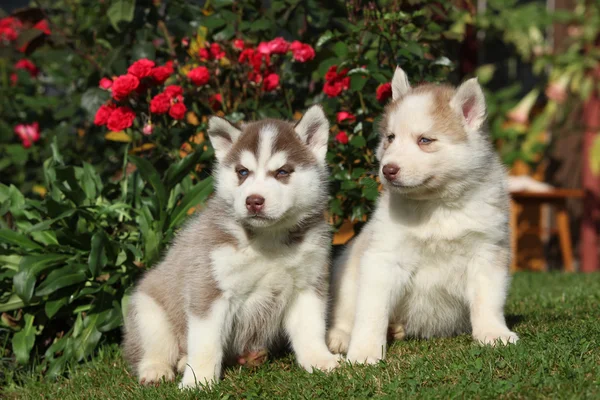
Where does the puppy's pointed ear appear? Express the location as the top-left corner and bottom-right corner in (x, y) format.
(207, 116), (242, 161)
(450, 78), (487, 131)
(294, 105), (330, 162)
(392, 67), (411, 100)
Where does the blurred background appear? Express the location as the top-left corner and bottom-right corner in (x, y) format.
(1, 0), (599, 376)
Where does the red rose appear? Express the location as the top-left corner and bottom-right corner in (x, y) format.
(335, 131), (349, 144)
(150, 61), (174, 84)
(289, 41), (315, 62)
(239, 48), (254, 63)
(14, 122), (40, 148)
(99, 77), (113, 90)
(257, 42), (270, 55)
(376, 82), (392, 103)
(325, 65), (339, 81)
(262, 73), (279, 92)
(337, 111), (356, 124)
(188, 66), (210, 86)
(15, 59), (39, 77)
(169, 102), (186, 120)
(33, 19), (51, 35)
(267, 37), (289, 54)
(233, 39), (245, 50)
(94, 104), (115, 126)
(111, 74), (140, 101)
(210, 43), (225, 60)
(323, 66), (349, 98)
(248, 71), (262, 84)
(0, 17), (22, 42)
(209, 93), (223, 110)
(250, 52), (270, 72)
(150, 93), (171, 114)
(127, 59), (155, 78)
(106, 106), (136, 132)
(323, 81), (344, 97)
(164, 85), (183, 100)
(198, 48), (210, 60)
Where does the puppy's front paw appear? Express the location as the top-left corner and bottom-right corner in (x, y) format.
(474, 330), (519, 346)
(178, 367), (215, 391)
(327, 328), (351, 354)
(138, 362), (175, 385)
(347, 343), (385, 365)
(299, 352), (341, 373)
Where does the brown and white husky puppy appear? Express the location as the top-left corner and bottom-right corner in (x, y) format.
(123, 106), (339, 389)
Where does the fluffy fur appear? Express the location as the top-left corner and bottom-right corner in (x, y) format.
(327, 67), (519, 364)
(122, 106), (339, 389)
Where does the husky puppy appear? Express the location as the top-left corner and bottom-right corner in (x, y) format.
(327, 68), (519, 364)
(123, 106), (340, 389)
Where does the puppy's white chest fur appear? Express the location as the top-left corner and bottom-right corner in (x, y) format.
(367, 191), (507, 337)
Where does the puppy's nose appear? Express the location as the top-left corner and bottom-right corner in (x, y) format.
(246, 194), (265, 213)
(382, 164), (400, 181)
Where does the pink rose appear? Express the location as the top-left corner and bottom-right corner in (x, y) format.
(337, 111), (356, 124)
(99, 78), (113, 90)
(14, 122), (40, 148)
(267, 37), (289, 54)
(289, 41), (315, 62)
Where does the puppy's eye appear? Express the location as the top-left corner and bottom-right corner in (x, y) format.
(237, 168), (249, 177)
(276, 169), (290, 177)
(418, 137), (434, 145)
(387, 134), (395, 143)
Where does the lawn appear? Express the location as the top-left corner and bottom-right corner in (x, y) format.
(2, 272), (599, 400)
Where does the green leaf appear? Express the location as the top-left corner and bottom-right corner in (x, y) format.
(129, 155), (167, 212)
(316, 30), (334, 49)
(88, 232), (107, 278)
(0, 230), (43, 250)
(333, 42), (349, 58)
(73, 315), (102, 362)
(361, 178), (379, 201)
(14, 255), (70, 303)
(12, 314), (36, 364)
(0, 293), (26, 313)
(350, 135), (367, 148)
(81, 88), (110, 120)
(168, 177), (214, 229)
(131, 42), (156, 60)
(45, 297), (68, 319)
(250, 18), (270, 31)
(350, 75), (368, 92)
(107, 0), (136, 32)
(164, 151), (204, 191)
(351, 168), (366, 179)
(35, 264), (88, 297)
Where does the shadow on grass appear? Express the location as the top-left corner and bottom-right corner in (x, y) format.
(506, 314), (525, 330)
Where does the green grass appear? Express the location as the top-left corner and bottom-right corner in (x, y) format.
(2, 272), (599, 399)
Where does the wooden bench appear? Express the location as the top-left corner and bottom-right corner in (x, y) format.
(510, 189), (584, 272)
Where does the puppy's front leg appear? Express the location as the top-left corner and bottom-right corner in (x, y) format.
(347, 253), (408, 364)
(467, 245), (519, 346)
(285, 289), (340, 372)
(179, 298), (230, 390)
